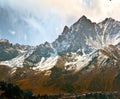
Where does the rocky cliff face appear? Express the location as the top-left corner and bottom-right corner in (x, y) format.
(0, 39), (18, 61)
(25, 42), (55, 64)
(52, 16), (96, 54)
(53, 16), (120, 54)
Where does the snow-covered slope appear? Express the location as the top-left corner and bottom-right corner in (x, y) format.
(64, 50), (99, 71)
(0, 48), (34, 68)
(33, 56), (59, 71)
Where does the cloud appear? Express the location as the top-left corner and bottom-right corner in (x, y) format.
(9, 31), (16, 35)
(82, 0), (120, 22)
(1, 0), (120, 22)
(0, 34), (1, 39)
(24, 34), (27, 41)
(38, 0), (120, 22)
(0, 0), (120, 45)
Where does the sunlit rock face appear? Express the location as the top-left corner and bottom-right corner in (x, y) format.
(53, 16), (120, 55)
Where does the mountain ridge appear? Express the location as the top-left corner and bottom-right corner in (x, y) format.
(0, 15), (120, 72)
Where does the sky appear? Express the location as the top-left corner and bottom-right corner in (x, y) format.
(0, 0), (120, 45)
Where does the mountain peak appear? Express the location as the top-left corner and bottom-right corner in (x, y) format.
(79, 15), (90, 22)
(44, 41), (52, 48)
(81, 15), (87, 20)
(62, 26), (69, 34)
(102, 17), (115, 24)
(73, 15), (92, 26)
(0, 39), (9, 43)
